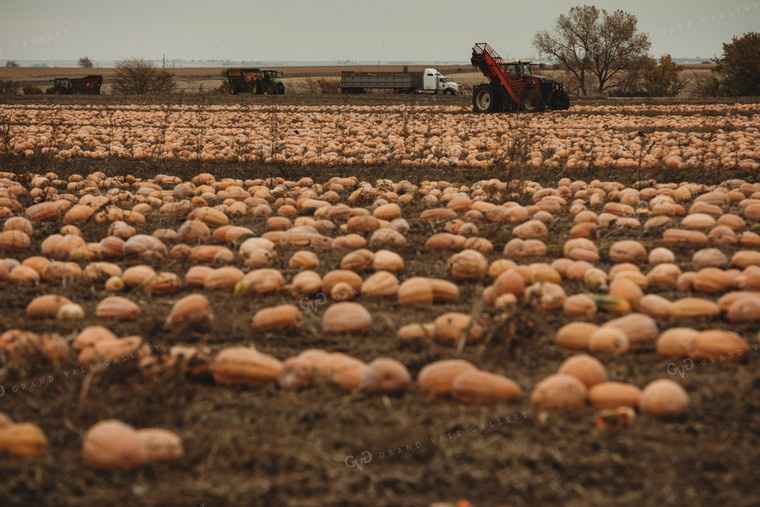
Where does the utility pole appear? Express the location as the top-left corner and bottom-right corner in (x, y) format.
(163, 54), (165, 68)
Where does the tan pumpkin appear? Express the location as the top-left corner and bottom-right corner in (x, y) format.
(602, 313), (658, 351)
(656, 327), (699, 357)
(372, 249), (404, 272)
(361, 271), (399, 297)
(143, 271), (182, 295)
(727, 295), (760, 322)
(96, 296), (140, 320)
(433, 312), (484, 345)
(609, 278), (643, 307)
(165, 294), (213, 328)
(636, 294), (673, 319)
(608, 240), (647, 264)
(9, 265), (40, 285)
(530, 374), (588, 412)
(588, 327), (629, 354)
(359, 358), (412, 394)
(317, 353), (367, 390)
(396, 322), (435, 341)
(213, 346), (282, 386)
(398, 277), (434, 306)
(25, 201), (61, 221)
(136, 428), (184, 463)
(558, 354), (607, 388)
(73, 326), (118, 351)
(668, 297), (721, 319)
(451, 370), (522, 405)
(447, 249), (488, 279)
(562, 294), (597, 318)
(639, 379), (689, 418)
(647, 263), (681, 287)
(322, 302), (372, 334)
(26, 294), (73, 319)
(417, 359), (478, 397)
(692, 267), (733, 293)
(588, 382), (641, 409)
(237, 269), (285, 295)
(0, 230), (30, 252)
(204, 266), (244, 291)
(690, 330), (749, 362)
(340, 249), (375, 272)
(82, 419), (145, 469)
(556, 322), (599, 350)
(291, 270), (322, 298)
(252, 304), (301, 332)
(288, 250), (320, 270)
(0, 423), (48, 458)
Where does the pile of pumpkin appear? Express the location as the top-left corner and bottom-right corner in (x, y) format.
(1, 103), (758, 169)
(4, 169), (760, 463)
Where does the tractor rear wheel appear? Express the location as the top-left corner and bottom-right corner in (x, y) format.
(548, 89), (570, 110)
(472, 84), (499, 113)
(520, 89), (545, 112)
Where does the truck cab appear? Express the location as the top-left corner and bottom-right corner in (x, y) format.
(422, 68), (462, 95)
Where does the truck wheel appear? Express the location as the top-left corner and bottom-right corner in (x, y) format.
(443, 89), (454, 95)
(472, 84), (499, 113)
(520, 90), (545, 112)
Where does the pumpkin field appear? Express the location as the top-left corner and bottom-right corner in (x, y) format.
(1, 95), (760, 506)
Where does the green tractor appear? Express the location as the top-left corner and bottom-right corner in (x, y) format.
(226, 68), (285, 95)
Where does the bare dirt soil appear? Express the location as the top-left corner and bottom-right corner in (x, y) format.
(1, 107), (760, 506)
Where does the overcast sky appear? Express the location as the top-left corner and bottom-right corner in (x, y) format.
(1, 0), (757, 64)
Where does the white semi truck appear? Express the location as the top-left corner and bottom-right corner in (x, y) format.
(340, 68), (462, 94)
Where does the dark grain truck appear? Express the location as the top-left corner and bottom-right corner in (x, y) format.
(45, 75), (102, 95)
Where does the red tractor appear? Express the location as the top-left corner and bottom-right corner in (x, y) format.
(470, 43), (570, 113)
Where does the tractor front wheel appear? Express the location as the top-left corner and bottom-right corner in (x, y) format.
(472, 84), (499, 113)
(520, 90), (545, 112)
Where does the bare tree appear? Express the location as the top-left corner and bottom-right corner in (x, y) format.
(4, 61), (20, 68)
(112, 58), (176, 95)
(533, 6), (650, 95)
(78, 56), (94, 68)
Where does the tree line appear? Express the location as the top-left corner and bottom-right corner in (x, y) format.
(533, 5), (759, 97)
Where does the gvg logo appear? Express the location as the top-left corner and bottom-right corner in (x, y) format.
(344, 451), (372, 471)
(666, 358), (695, 378)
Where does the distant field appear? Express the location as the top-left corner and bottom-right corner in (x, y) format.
(0, 64), (715, 96)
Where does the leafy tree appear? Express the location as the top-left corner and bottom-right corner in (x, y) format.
(78, 56), (94, 68)
(23, 83), (43, 95)
(4, 61), (20, 68)
(112, 58), (176, 95)
(713, 32), (760, 96)
(641, 54), (685, 97)
(533, 6), (650, 95)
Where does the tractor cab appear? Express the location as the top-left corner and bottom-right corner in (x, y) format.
(46, 78), (73, 94)
(503, 61), (534, 79)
